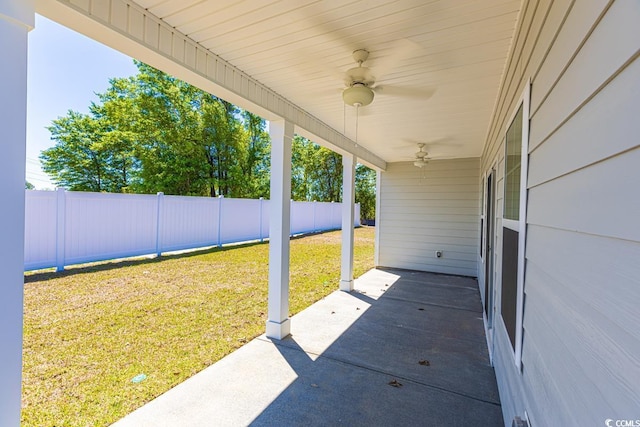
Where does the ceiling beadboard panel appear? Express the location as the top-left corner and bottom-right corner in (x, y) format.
(131, 0), (520, 162)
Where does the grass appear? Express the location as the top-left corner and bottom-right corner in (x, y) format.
(21, 227), (375, 426)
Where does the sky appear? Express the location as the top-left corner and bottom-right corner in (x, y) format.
(26, 15), (139, 189)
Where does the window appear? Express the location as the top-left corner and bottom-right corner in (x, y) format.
(480, 176), (485, 257)
(500, 84), (530, 368)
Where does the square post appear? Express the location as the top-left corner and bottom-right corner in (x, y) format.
(266, 120), (293, 340)
(0, 1), (34, 424)
(374, 170), (382, 266)
(340, 153), (356, 292)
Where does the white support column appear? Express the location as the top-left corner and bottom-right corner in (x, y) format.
(374, 170), (382, 267)
(0, 1), (34, 425)
(266, 120), (293, 340)
(340, 153), (356, 292)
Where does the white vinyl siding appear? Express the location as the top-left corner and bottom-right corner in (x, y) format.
(377, 159), (480, 277)
(481, 0), (640, 426)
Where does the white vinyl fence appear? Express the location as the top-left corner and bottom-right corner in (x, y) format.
(24, 190), (360, 271)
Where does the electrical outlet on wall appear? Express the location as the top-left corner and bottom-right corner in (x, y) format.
(435, 250), (443, 258)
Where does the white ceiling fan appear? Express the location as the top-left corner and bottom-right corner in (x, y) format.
(410, 141), (459, 168)
(413, 143), (429, 168)
(342, 49), (376, 107)
(341, 44), (435, 108)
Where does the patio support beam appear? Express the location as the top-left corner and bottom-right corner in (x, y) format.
(374, 170), (382, 266)
(340, 153), (356, 292)
(266, 119), (293, 340)
(0, 1), (34, 424)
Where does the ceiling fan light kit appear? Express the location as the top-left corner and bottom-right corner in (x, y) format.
(342, 83), (375, 107)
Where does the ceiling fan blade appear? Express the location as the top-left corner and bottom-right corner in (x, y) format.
(402, 138), (460, 148)
(374, 85), (435, 100)
(427, 155), (459, 161)
(371, 38), (424, 81)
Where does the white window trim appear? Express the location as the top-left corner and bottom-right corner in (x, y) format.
(502, 81), (530, 369)
(480, 173), (486, 261)
(503, 218), (519, 232)
(515, 81), (530, 369)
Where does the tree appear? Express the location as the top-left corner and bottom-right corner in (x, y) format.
(290, 136), (377, 222)
(291, 136), (342, 202)
(25, 181), (35, 190)
(239, 110), (270, 198)
(41, 61), (269, 198)
(93, 76), (143, 193)
(42, 111), (113, 192)
(355, 164), (376, 222)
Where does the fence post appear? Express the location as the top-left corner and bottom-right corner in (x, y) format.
(217, 195), (224, 247)
(155, 192), (164, 257)
(259, 197), (264, 243)
(55, 188), (66, 272)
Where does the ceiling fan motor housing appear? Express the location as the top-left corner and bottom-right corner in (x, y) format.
(352, 49), (370, 64)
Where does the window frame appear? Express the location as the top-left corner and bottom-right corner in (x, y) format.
(480, 173), (486, 260)
(501, 82), (530, 369)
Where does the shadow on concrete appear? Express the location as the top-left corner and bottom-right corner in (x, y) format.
(249, 269), (502, 426)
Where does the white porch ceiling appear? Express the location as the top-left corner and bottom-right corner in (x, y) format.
(55, 0), (522, 163)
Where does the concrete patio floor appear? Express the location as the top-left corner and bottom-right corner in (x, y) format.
(112, 268), (502, 426)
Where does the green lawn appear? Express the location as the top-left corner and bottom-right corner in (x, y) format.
(22, 227), (375, 426)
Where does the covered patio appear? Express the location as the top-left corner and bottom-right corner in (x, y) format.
(2, 2), (516, 423)
(4, 0), (637, 425)
(113, 268), (501, 426)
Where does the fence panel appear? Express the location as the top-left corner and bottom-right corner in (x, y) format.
(24, 190), (360, 271)
(220, 198), (262, 244)
(24, 191), (57, 270)
(63, 192), (157, 265)
(291, 201), (315, 234)
(261, 198), (269, 242)
(314, 202), (333, 231)
(160, 194), (220, 252)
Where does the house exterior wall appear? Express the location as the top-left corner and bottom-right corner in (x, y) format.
(377, 159), (480, 277)
(480, 0), (640, 425)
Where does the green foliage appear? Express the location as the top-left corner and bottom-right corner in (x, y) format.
(41, 61), (270, 198)
(25, 181), (35, 190)
(40, 60), (374, 213)
(355, 164), (376, 221)
(291, 136), (342, 202)
(291, 136), (376, 220)
(41, 111), (130, 192)
(241, 110), (271, 198)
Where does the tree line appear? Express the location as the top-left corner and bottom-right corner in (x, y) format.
(40, 61), (376, 220)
